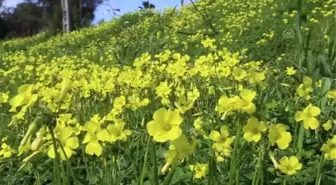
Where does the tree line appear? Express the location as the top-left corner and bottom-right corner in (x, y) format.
(0, 0), (105, 39)
(0, 0), (157, 40)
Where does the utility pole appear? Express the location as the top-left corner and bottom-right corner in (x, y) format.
(61, 0), (71, 33)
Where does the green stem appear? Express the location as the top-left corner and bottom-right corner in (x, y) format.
(113, 155), (118, 182)
(229, 120), (242, 185)
(259, 146), (267, 185)
(283, 179), (286, 185)
(235, 168), (240, 185)
(151, 140), (159, 185)
(255, 147), (264, 185)
(139, 137), (150, 185)
(293, 122), (298, 149)
(48, 124), (61, 185)
(208, 154), (213, 185)
(297, 124), (305, 154)
(252, 165), (258, 185)
(81, 147), (92, 183)
(315, 155), (325, 185)
(162, 163), (178, 185)
(208, 155), (217, 185)
(57, 139), (83, 184)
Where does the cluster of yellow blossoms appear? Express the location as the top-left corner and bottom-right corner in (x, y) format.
(0, 45), (335, 180)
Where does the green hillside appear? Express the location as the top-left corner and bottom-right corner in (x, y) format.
(0, 0), (335, 184)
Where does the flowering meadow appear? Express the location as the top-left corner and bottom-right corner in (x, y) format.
(0, 0), (335, 184)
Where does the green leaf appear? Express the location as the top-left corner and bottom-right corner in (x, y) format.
(320, 78), (332, 111)
(171, 167), (185, 184)
(307, 50), (315, 75)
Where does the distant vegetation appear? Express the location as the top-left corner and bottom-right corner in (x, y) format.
(0, 0), (104, 39)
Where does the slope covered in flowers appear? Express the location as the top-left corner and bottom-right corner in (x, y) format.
(0, 0), (335, 184)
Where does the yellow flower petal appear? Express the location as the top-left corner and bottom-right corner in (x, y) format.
(85, 141), (102, 156)
(146, 121), (159, 137)
(307, 117), (320, 130)
(153, 108), (167, 123)
(243, 132), (254, 142)
(209, 130), (221, 142)
(295, 111), (304, 122)
(65, 137), (79, 149)
(309, 106), (321, 116)
(97, 129), (110, 141)
(47, 146), (55, 158)
(60, 147), (74, 160)
(167, 126), (182, 141)
(60, 127), (73, 141)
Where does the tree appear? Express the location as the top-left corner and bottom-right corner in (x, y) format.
(0, 17), (7, 39)
(0, 0), (105, 38)
(37, 0), (105, 33)
(138, 1), (155, 11)
(0, 0), (6, 39)
(2, 2), (45, 38)
(15, 2), (45, 35)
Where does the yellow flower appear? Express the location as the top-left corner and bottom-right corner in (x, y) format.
(201, 38), (216, 49)
(232, 67), (247, 81)
(278, 156), (302, 175)
(166, 60), (187, 77)
(215, 148), (232, 162)
(9, 84), (38, 112)
(296, 76), (313, 100)
(215, 89), (256, 116)
(268, 124), (292, 149)
(0, 92), (9, 104)
(82, 115), (110, 156)
(187, 88), (200, 102)
(47, 127), (79, 160)
(323, 120), (333, 131)
(321, 135), (336, 160)
(107, 119), (132, 142)
(193, 117), (203, 131)
(161, 135), (196, 173)
(295, 104), (321, 130)
(286, 67), (296, 75)
(216, 95), (244, 115)
(0, 143), (16, 158)
(316, 80), (322, 88)
(239, 89), (257, 114)
(155, 81), (172, 98)
(328, 89), (336, 100)
(246, 69), (265, 84)
(113, 96), (126, 111)
(31, 126), (47, 151)
(189, 163), (208, 179)
(209, 125), (234, 151)
(57, 78), (72, 102)
(147, 108), (183, 142)
(18, 136), (31, 156)
(133, 52), (151, 68)
(209, 126), (234, 162)
(175, 95), (194, 114)
(243, 117), (267, 143)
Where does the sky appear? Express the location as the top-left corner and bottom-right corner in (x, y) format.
(94, 0), (183, 23)
(3, 0), (184, 24)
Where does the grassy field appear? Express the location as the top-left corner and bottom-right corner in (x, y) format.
(0, 0), (335, 184)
